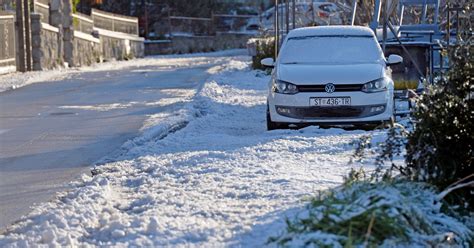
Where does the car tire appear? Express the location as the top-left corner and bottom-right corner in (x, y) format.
(266, 105), (285, 131)
(354, 124), (378, 131)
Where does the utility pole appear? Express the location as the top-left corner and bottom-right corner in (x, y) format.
(285, 0), (289, 34)
(274, 0), (279, 58)
(24, 0), (32, 71)
(292, 0), (296, 29)
(350, 0), (357, 26)
(16, 0), (26, 72)
(382, 0), (387, 53)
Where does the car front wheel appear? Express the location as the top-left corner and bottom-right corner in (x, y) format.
(266, 105), (286, 131)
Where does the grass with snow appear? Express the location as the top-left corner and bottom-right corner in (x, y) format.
(269, 173), (473, 247)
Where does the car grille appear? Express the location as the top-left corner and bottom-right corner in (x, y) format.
(298, 84), (363, 92)
(275, 105), (386, 119)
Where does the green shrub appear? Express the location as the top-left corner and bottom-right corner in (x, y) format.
(249, 37), (275, 70)
(404, 43), (473, 208)
(269, 179), (473, 247)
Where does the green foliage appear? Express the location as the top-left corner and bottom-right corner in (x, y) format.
(350, 123), (410, 181)
(269, 179), (473, 247)
(404, 43), (473, 208)
(250, 37), (275, 70)
(351, 41), (473, 209)
(72, 0), (80, 13)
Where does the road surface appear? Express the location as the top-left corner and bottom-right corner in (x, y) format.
(0, 55), (223, 230)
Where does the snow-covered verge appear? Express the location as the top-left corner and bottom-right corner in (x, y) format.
(0, 49), (243, 93)
(1, 53), (471, 247)
(269, 180), (474, 247)
(0, 54), (376, 246)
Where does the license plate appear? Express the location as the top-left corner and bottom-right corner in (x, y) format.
(310, 97), (351, 106)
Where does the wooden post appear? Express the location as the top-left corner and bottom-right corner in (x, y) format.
(24, 0), (32, 71)
(16, 0), (26, 72)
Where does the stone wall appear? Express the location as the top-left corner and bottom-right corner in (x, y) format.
(144, 40), (173, 56)
(145, 33), (253, 55)
(130, 40), (145, 58)
(214, 33), (254, 51)
(73, 32), (101, 67)
(31, 14), (61, 70)
(30, 1), (144, 71)
(40, 27), (61, 69)
(97, 28), (145, 61)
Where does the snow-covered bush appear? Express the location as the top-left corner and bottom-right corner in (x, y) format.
(269, 178), (473, 247)
(404, 43), (473, 208)
(249, 36), (275, 70)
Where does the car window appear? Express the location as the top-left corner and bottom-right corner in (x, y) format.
(279, 35), (384, 64)
(318, 4), (332, 12)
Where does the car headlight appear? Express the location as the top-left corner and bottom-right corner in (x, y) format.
(362, 77), (390, 93)
(273, 79), (299, 94)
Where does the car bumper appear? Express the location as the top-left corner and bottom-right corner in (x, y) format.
(268, 90), (393, 124)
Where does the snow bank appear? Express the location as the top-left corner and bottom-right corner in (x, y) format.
(0, 54), (375, 246)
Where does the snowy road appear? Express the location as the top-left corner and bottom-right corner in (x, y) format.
(0, 52), (380, 246)
(0, 51), (242, 230)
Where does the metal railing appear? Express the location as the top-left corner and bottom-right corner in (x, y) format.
(91, 8), (139, 35)
(33, 0), (49, 23)
(0, 13), (15, 67)
(155, 14), (260, 38)
(73, 12), (94, 34)
(168, 16), (213, 36)
(213, 14), (259, 34)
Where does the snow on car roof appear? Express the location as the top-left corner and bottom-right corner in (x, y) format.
(287, 26), (375, 39)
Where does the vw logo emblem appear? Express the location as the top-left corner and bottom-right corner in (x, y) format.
(325, 83), (336, 93)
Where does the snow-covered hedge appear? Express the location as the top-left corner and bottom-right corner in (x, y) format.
(248, 37), (275, 70)
(405, 43), (473, 208)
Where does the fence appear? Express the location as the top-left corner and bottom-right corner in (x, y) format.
(91, 8), (139, 35)
(73, 12), (94, 34)
(0, 12), (15, 69)
(213, 14), (259, 34)
(33, 0), (49, 23)
(163, 14), (258, 38)
(168, 16), (213, 36)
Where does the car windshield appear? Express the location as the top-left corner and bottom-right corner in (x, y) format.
(279, 35), (384, 64)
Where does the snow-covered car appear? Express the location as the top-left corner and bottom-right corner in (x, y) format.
(261, 26), (403, 130)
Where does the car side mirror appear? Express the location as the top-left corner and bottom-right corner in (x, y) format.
(261, 58), (275, 68)
(386, 54), (403, 66)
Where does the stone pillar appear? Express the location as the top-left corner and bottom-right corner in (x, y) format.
(16, 0), (26, 72)
(30, 13), (43, 71)
(50, 0), (64, 66)
(62, 0), (74, 67)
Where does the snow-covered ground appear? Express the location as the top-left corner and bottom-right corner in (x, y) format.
(0, 50), (243, 93)
(0, 55), (382, 246)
